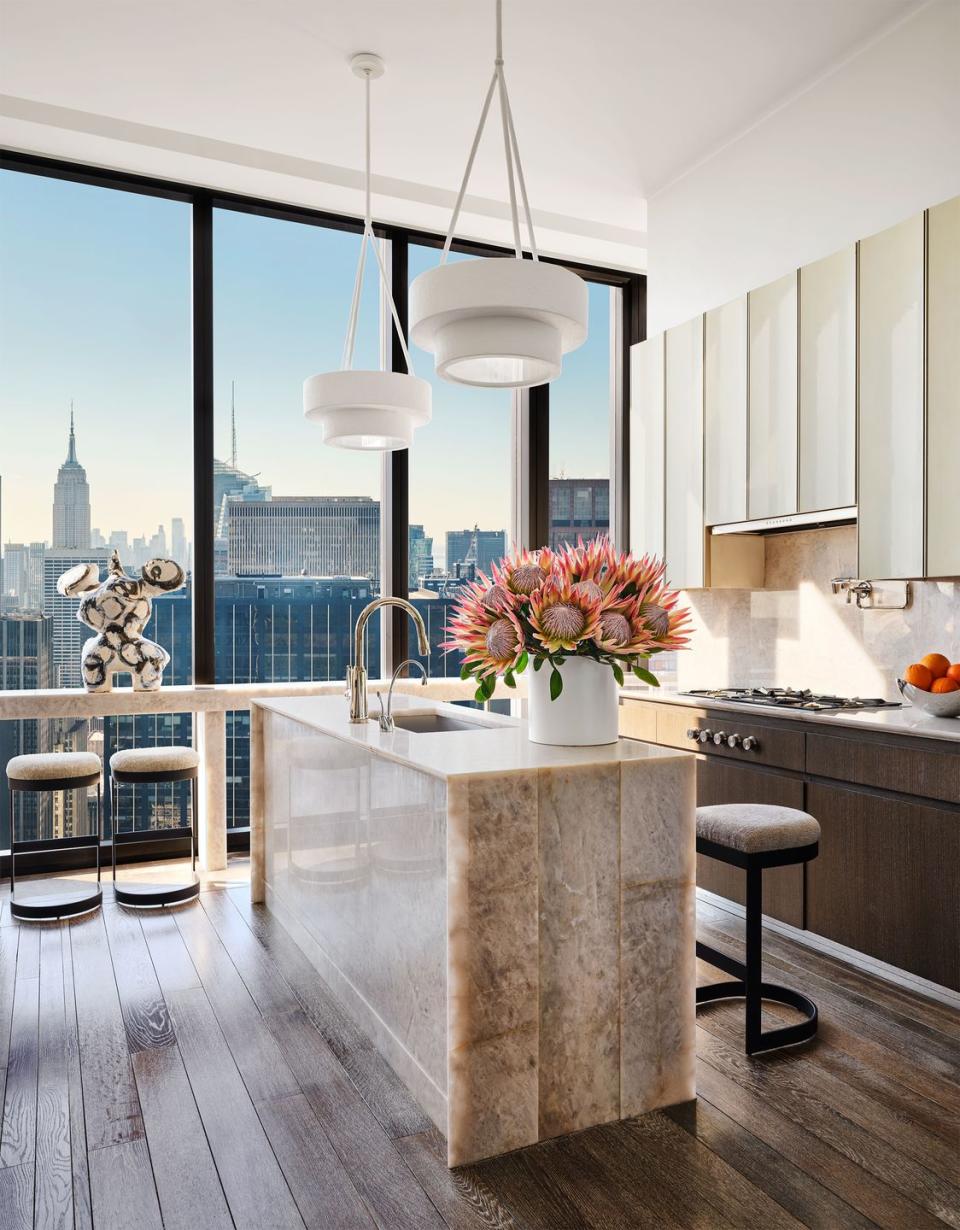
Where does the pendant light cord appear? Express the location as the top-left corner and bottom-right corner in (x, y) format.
(342, 66), (416, 377)
(441, 0), (539, 265)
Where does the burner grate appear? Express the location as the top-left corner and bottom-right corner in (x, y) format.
(683, 687), (901, 712)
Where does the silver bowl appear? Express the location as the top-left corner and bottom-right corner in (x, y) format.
(898, 678), (960, 718)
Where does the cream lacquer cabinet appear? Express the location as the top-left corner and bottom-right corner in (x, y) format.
(629, 335), (665, 558)
(926, 196), (960, 578)
(704, 296), (748, 526)
(664, 316), (705, 589)
(798, 247), (856, 513)
(858, 214), (925, 580)
(748, 272), (798, 519)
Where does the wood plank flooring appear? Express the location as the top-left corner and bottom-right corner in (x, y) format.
(0, 869), (957, 1229)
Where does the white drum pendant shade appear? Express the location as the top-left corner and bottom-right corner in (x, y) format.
(409, 0), (589, 390)
(410, 257), (588, 388)
(303, 53), (430, 451)
(304, 370), (431, 450)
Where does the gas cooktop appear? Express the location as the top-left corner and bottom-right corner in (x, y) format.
(682, 687), (902, 713)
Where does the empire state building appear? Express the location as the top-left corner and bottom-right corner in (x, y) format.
(51, 408), (91, 549)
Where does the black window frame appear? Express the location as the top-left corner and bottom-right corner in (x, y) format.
(0, 148), (644, 866)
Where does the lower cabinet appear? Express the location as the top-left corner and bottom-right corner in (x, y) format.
(805, 782), (960, 991)
(695, 759), (805, 927)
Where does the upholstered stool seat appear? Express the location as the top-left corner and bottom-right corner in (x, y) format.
(696, 803), (820, 854)
(6, 752), (102, 921)
(108, 744), (199, 907)
(696, 802), (820, 1055)
(110, 746), (200, 778)
(7, 751), (101, 785)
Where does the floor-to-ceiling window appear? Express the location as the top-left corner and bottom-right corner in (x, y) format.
(0, 168), (193, 849)
(548, 281), (615, 552)
(212, 208), (383, 827)
(406, 244), (514, 677)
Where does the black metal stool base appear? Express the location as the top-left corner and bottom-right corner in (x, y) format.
(114, 875), (200, 909)
(696, 966), (818, 1054)
(11, 881), (103, 922)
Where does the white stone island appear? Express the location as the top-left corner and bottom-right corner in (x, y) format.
(250, 694), (696, 1166)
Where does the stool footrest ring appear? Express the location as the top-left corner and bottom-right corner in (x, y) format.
(696, 979), (819, 1053)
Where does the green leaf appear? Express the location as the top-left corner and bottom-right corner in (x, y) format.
(480, 673), (497, 700)
(516, 650), (529, 674)
(503, 669), (516, 689)
(533, 656), (544, 672)
(474, 684), (487, 703)
(549, 667), (563, 701)
(633, 665), (660, 687)
(460, 663), (473, 681)
(612, 663), (625, 687)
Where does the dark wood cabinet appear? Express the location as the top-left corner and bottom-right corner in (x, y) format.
(806, 782), (960, 990)
(694, 759), (805, 927)
(619, 696), (960, 990)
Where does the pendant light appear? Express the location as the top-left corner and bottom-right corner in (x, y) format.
(304, 53), (431, 450)
(409, 0), (588, 389)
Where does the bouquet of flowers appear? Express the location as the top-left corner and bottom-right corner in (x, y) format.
(443, 538), (691, 704)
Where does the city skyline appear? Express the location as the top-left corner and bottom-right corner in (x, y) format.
(2, 171), (613, 555)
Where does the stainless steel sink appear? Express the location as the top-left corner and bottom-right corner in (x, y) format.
(388, 711), (493, 734)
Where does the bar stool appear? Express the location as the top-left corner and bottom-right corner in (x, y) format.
(6, 751), (103, 920)
(109, 745), (200, 907)
(696, 803), (820, 1055)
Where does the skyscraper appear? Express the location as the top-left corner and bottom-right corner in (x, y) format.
(227, 497), (380, 579)
(548, 478), (610, 551)
(2, 541), (45, 611)
(445, 526), (507, 577)
(43, 548), (111, 687)
(0, 612), (54, 841)
(51, 407), (91, 549)
(408, 524), (434, 587)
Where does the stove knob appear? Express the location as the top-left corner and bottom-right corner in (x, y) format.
(685, 728), (699, 741)
(697, 729), (713, 744)
(725, 733), (742, 748)
(742, 735), (759, 752)
(712, 730), (727, 745)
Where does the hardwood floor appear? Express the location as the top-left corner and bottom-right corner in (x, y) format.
(0, 870), (957, 1229)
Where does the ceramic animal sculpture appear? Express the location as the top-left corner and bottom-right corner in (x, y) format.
(57, 550), (186, 692)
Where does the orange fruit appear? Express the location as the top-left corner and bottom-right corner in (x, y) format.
(920, 653), (950, 679)
(903, 663), (934, 690)
(946, 663), (960, 684)
(931, 677), (960, 694)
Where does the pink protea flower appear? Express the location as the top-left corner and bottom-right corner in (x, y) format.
(528, 579), (601, 653)
(593, 595), (658, 656)
(495, 547), (553, 597)
(442, 578), (525, 674)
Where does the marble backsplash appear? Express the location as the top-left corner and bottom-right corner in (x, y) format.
(674, 526), (960, 700)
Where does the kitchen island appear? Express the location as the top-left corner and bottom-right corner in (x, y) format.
(250, 694), (696, 1166)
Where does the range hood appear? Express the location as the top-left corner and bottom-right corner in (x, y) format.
(710, 506), (857, 536)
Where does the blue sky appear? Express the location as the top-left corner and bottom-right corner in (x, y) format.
(1, 169), (612, 562)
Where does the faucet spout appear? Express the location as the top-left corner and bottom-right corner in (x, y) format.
(348, 597), (430, 723)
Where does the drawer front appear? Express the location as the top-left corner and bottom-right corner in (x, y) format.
(618, 699), (658, 743)
(656, 704), (805, 772)
(806, 731), (960, 804)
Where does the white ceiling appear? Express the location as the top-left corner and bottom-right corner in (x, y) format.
(0, 0), (919, 268)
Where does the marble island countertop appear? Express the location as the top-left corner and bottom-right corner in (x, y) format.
(254, 693), (690, 780)
(620, 685), (960, 743)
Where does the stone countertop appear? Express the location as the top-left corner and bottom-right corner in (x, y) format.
(620, 686), (960, 744)
(254, 694), (689, 781)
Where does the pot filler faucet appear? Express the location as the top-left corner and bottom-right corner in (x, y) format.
(348, 597), (430, 723)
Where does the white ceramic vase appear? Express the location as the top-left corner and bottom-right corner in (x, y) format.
(526, 655), (620, 746)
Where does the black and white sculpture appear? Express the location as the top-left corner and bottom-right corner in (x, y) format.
(57, 550), (186, 692)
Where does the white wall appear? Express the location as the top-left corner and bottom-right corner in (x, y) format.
(647, 0), (960, 334)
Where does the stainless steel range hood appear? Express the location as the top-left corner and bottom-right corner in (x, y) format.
(710, 506), (857, 536)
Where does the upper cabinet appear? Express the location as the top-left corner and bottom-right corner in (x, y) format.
(798, 247), (856, 513)
(628, 336), (665, 559)
(926, 196), (960, 578)
(858, 214), (925, 580)
(704, 296), (747, 526)
(749, 272), (798, 519)
(664, 316), (705, 589)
